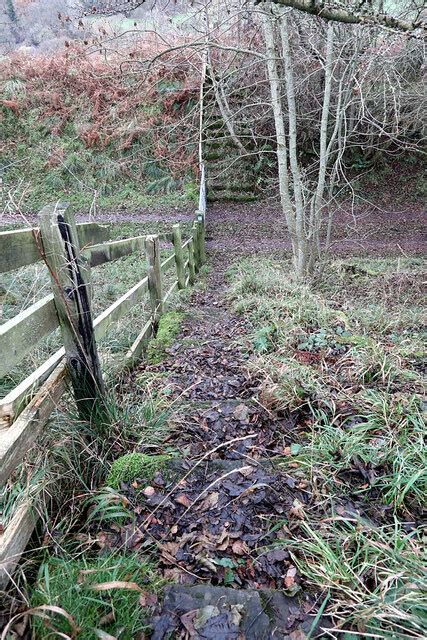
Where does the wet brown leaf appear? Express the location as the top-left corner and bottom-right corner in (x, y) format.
(175, 494), (191, 508)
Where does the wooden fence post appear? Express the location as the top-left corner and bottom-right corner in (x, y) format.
(192, 222), (200, 272)
(38, 203), (106, 422)
(172, 224), (185, 290)
(197, 216), (206, 265)
(145, 234), (164, 327)
(187, 238), (196, 285)
(195, 216), (206, 267)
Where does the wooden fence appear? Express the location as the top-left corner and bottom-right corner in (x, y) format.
(0, 189), (206, 587)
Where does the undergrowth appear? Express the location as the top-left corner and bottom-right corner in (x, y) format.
(228, 255), (426, 638)
(1, 46), (199, 213)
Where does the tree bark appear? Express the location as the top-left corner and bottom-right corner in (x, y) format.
(280, 15), (307, 277)
(261, 11), (297, 261)
(257, 0), (424, 33)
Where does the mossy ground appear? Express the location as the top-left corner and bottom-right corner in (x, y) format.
(146, 311), (185, 364)
(106, 452), (171, 489)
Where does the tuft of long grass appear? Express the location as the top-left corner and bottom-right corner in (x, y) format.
(285, 520), (426, 639)
(30, 552), (164, 640)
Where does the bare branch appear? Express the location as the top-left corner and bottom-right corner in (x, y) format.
(257, 0), (426, 34)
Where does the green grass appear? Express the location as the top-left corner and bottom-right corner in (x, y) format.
(284, 521), (426, 639)
(227, 255), (426, 638)
(30, 553), (163, 639)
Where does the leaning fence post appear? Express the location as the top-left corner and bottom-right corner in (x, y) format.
(145, 234), (164, 328)
(38, 202), (106, 422)
(172, 224), (185, 290)
(187, 238), (196, 285)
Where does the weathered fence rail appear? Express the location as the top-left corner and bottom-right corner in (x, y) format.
(0, 189), (206, 586)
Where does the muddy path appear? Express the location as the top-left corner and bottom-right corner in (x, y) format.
(115, 248), (328, 638)
(2, 198), (425, 257)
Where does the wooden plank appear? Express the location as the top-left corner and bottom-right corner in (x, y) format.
(187, 238), (196, 285)
(146, 235), (164, 327)
(172, 224), (185, 289)
(0, 222), (109, 274)
(125, 318), (153, 365)
(196, 219), (206, 265)
(163, 280), (179, 304)
(160, 253), (175, 274)
(0, 295), (58, 378)
(75, 222), (110, 250)
(0, 348), (65, 429)
(39, 205), (106, 421)
(0, 362), (68, 486)
(198, 164), (207, 216)
(0, 500), (38, 589)
(84, 236), (146, 267)
(192, 223), (200, 272)
(93, 276), (149, 341)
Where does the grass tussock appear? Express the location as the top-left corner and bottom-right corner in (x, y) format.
(29, 553), (163, 640)
(228, 255), (426, 638)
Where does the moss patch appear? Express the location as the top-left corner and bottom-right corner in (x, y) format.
(106, 452), (170, 489)
(146, 311), (184, 364)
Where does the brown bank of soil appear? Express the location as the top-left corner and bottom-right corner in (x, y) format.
(99, 198), (427, 638)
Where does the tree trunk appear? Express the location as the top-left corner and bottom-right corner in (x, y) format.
(261, 10), (298, 263)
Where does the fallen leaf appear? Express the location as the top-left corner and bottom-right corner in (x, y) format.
(284, 575), (295, 588)
(199, 491), (219, 511)
(98, 611), (115, 626)
(288, 631), (307, 640)
(289, 499), (305, 520)
(233, 403), (250, 422)
(143, 486), (155, 497)
(231, 540), (249, 555)
(139, 592), (158, 607)
(93, 629), (117, 639)
(180, 609), (197, 635)
(223, 568), (235, 585)
(286, 565), (297, 578)
(175, 494), (191, 508)
(194, 605), (221, 630)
